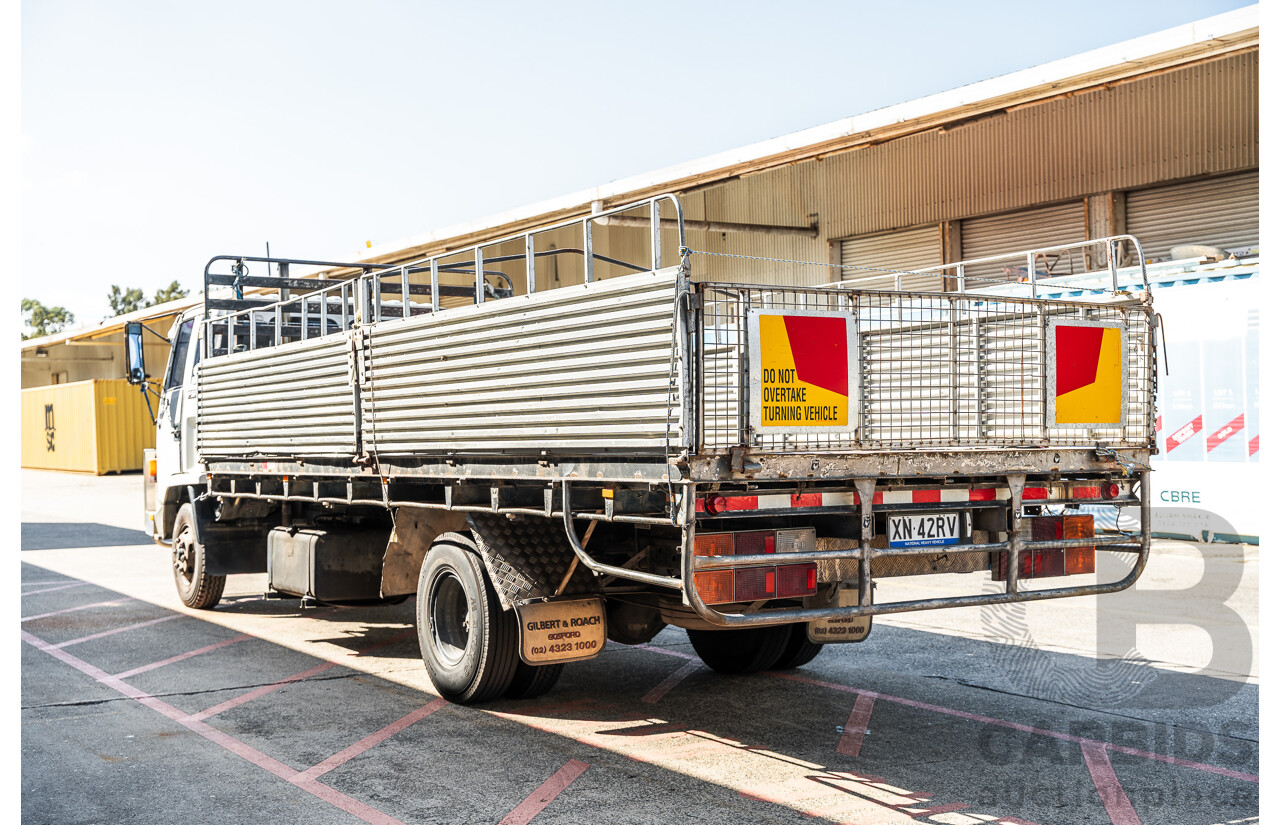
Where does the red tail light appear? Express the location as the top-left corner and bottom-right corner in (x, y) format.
(693, 528), (818, 604)
(997, 514), (1095, 579)
(776, 563), (817, 598)
(734, 531), (776, 556)
(1102, 481), (1120, 500)
(733, 567), (776, 601)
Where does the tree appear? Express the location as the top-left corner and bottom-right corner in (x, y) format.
(151, 280), (189, 305)
(107, 285), (146, 317)
(105, 281), (190, 318)
(21, 298), (75, 340)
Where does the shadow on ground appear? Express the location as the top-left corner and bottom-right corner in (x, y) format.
(23, 523), (152, 551)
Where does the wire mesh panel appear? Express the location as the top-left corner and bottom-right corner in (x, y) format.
(696, 282), (1154, 453)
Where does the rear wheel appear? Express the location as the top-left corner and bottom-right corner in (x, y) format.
(504, 661), (564, 700)
(773, 624), (824, 669)
(417, 532), (519, 704)
(172, 503), (225, 610)
(686, 625), (790, 674)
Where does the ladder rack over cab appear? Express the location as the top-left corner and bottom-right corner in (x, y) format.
(131, 194), (1157, 703)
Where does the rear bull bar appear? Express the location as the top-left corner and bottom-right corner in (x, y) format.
(562, 472), (1151, 627)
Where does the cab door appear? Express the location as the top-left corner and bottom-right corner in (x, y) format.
(155, 315), (199, 482)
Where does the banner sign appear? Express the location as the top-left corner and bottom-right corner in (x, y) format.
(1046, 319), (1128, 428)
(748, 310), (859, 435)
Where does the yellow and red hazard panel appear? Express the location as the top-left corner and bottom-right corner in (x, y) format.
(1048, 320), (1126, 427)
(748, 310), (858, 433)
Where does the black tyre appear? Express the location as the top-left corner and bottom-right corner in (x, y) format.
(504, 661), (565, 700)
(172, 503), (225, 610)
(417, 532), (519, 704)
(686, 625), (790, 674)
(773, 624), (824, 670)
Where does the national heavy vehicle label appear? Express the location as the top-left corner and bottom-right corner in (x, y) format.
(748, 310), (858, 435)
(1048, 320), (1126, 427)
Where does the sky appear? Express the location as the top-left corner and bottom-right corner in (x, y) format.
(20, 0), (1253, 327)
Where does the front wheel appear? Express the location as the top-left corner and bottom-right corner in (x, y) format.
(172, 503), (225, 610)
(417, 532), (519, 704)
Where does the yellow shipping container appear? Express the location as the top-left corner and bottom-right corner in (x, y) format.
(21, 379), (156, 474)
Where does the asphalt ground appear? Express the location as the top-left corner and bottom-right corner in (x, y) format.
(21, 470), (1258, 825)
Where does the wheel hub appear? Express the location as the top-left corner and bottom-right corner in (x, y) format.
(173, 543), (192, 577)
(429, 571), (470, 667)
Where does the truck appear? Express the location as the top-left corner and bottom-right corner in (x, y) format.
(127, 194), (1157, 704)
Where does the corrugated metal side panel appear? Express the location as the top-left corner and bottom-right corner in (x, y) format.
(961, 201), (1087, 283)
(92, 379), (154, 473)
(198, 336), (355, 458)
(21, 381), (99, 473)
(364, 269), (680, 454)
(1127, 172), (1259, 261)
(839, 225), (943, 291)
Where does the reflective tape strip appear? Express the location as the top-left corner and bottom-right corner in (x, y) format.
(694, 482), (1122, 514)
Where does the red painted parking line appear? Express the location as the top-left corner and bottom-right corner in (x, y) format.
(52, 614), (182, 649)
(294, 698), (449, 783)
(633, 643), (697, 661)
(629, 643), (1255, 783)
(187, 659), (339, 722)
(641, 660), (701, 704)
(22, 582), (92, 597)
(772, 671), (1257, 783)
(21, 598), (133, 622)
(112, 634), (255, 679)
(837, 692), (876, 757)
(497, 759), (589, 825)
(185, 629), (417, 722)
(1082, 743), (1142, 825)
(22, 628), (409, 825)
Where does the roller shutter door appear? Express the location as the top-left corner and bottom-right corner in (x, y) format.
(1127, 172), (1258, 261)
(838, 225), (943, 291)
(961, 201), (1086, 285)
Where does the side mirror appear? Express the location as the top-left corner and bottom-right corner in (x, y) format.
(125, 321), (147, 385)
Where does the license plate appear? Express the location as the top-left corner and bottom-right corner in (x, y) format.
(887, 512), (962, 548)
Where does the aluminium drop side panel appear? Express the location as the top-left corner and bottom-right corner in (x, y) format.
(362, 268), (683, 454)
(197, 335), (357, 459)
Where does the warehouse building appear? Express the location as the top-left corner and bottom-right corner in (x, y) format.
(349, 7), (1256, 298)
(20, 6), (1258, 476)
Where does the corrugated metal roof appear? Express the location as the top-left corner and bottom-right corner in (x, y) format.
(353, 6), (1258, 268)
(20, 295), (197, 352)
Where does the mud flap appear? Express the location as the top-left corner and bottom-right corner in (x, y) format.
(381, 509), (468, 597)
(516, 597), (607, 665)
(466, 513), (598, 611)
(807, 583), (873, 644)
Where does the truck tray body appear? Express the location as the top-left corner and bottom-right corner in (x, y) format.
(196, 269), (1155, 476)
(184, 197), (1157, 628)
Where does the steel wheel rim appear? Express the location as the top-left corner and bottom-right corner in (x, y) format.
(173, 527), (194, 588)
(430, 570), (469, 666)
